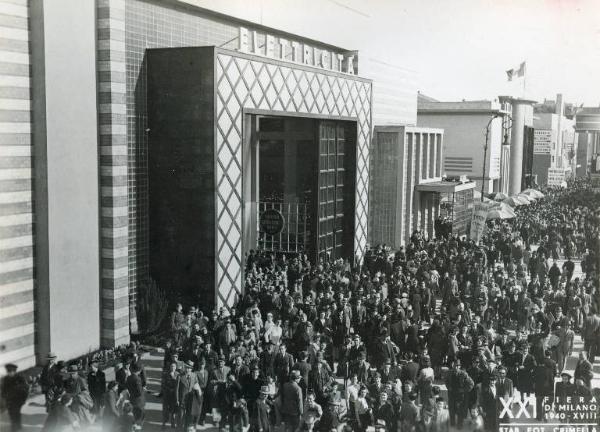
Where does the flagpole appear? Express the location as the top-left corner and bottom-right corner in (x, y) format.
(522, 61), (526, 98)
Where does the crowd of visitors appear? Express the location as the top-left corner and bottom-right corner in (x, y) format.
(2, 180), (599, 432)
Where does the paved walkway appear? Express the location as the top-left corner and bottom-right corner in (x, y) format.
(3, 259), (598, 431)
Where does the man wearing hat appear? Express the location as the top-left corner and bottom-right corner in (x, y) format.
(372, 332), (398, 370)
(254, 385), (272, 432)
(307, 353), (333, 405)
(445, 359), (474, 429)
(64, 362), (92, 421)
(127, 363), (146, 430)
(292, 351), (311, 395)
(40, 352), (58, 411)
(368, 373), (385, 410)
(380, 360), (398, 385)
(208, 355), (230, 423)
(354, 350), (371, 384)
(476, 374), (500, 432)
(259, 342), (276, 379)
(533, 349), (557, 421)
(201, 341), (218, 371)
(186, 340), (203, 371)
(280, 370), (303, 432)
(129, 352), (147, 390)
(0, 363), (29, 432)
(352, 296), (367, 328)
(401, 353), (420, 386)
(374, 390), (396, 432)
(241, 365), (262, 423)
(177, 360), (202, 430)
(195, 357), (210, 426)
(87, 359), (106, 415)
(556, 372), (575, 403)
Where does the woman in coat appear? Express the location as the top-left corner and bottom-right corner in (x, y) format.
(102, 381), (120, 432)
(42, 394), (79, 432)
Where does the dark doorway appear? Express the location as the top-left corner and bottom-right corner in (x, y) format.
(244, 115), (357, 263)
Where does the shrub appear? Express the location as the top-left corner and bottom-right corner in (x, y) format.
(136, 278), (169, 335)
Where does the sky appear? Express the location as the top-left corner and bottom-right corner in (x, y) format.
(188, 0), (600, 106)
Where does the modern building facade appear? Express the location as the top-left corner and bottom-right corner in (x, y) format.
(0, 0), (424, 373)
(575, 107), (600, 178)
(532, 112), (576, 185)
(146, 46), (372, 309)
(0, 0), (102, 374)
(369, 126), (444, 248)
(416, 95), (509, 194)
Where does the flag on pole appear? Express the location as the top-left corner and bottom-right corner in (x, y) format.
(506, 61), (526, 81)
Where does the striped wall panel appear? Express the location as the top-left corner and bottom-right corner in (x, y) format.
(0, 0), (36, 374)
(444, 156), (473, 172)
(96, 0), (130, 347)
(402, 129), (443, 245)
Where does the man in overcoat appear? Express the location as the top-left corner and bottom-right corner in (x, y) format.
(177, 360), (202, 430)
(280, 370), (303, 432)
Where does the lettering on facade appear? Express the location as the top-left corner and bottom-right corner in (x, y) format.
(238, 27), (356, 74)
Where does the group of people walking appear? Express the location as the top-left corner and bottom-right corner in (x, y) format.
(149, 181), (599, 432)
(1, 180), (599, 432)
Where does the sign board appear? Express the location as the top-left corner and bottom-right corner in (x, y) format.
(469, 202), (489, 243)
(563, 130), (575, 152)
(547, 168), (565, 186)
(259, 209), (285, 235)
(533, 130), (552, 154)
(238, 27), (357, 75)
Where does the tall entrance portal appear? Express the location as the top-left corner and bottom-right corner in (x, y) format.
(148, 47), (372, 308)
(244, 115), (356, 263)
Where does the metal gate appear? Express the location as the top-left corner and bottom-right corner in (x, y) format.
(257, 201), (308, 253)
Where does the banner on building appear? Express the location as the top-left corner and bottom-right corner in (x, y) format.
(469, 202), (489, 243)
(547, 168), (566, 186)
(533, 130), (552, 154)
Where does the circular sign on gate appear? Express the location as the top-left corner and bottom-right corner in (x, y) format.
(260, 209), (285, 235)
